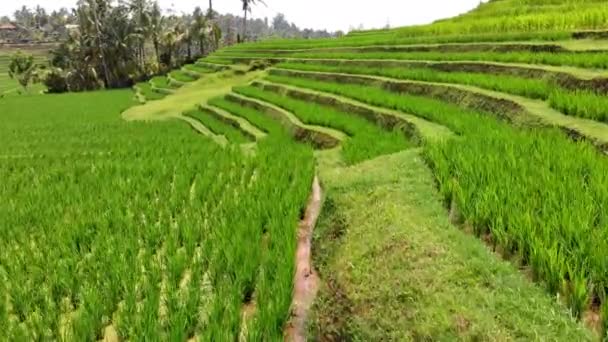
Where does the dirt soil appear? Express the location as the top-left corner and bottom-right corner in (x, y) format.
(284, 176), (322, 342)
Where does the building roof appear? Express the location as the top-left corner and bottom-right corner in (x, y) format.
(0, 23), (17, 30)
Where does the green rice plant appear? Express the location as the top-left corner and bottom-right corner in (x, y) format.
(549, 89), (608, 122)
(274, 63), (608, 123)
(224, 31), (571, 51)
(150, 76), (179, 89)
(216, 50), (608, 70)
(232, 85), (411, 164)
(277, 62), (552, 100)
(135, 82), (166, 101)
(199, 58), (234, 66)
(183, 109), (252, 144)
(0, 90), (315, 340)
(169, 70), (198, 83)
(183, 64), (216, 74)
(223, 0), (606, 50)
(208, 97), (288, 137)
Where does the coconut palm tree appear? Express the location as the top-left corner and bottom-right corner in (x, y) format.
(126, 0), (151, 68)
(149, 1), (163, 64)
(241, 0), (264, 42)
(84, 0), (111, 87)
(192, 7), (206, 55)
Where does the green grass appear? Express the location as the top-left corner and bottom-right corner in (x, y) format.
(183, 64), (216, 74)
(310, 148), (590, 340)
(183, 109), (252, 144)
(123, 71), (263, 121)
(208, 97), (288, 137)
(0, 90), (315, 340)
(169, 70), (198, 83)
(135, 82), (166, 101)
(199, 57), (234, 65)
(150, 76), (179, 89)
(232, 85), (411, 164)
(222, 0), (607, 50)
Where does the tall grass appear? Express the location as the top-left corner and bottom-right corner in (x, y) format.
(0, 91), (315, 340)
(184, 109), (252, 144)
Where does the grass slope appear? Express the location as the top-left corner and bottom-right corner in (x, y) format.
(311, 149), (590, 340)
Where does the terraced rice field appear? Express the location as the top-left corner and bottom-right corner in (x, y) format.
(4, 0), (608, 340)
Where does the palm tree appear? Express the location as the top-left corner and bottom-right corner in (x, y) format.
(161, 21), (184, 67)
(192, 7), (207, 55)
(241, 0), (264, 42)
(126, 0), (151, 68)
(85, 0), (111, 88)
(149, 1), (163, 64)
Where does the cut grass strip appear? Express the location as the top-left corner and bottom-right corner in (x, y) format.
(233, 85), (411, 165)
(183, 109), (252, 144)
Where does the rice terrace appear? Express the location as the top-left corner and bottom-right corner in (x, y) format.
(3, 0), (608, 340)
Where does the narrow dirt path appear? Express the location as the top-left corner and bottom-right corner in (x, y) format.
(284, 176), (322, 342)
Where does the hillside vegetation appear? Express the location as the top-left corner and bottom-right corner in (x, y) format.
(3, 0), (608, 340)
(203, 0), (608, 339)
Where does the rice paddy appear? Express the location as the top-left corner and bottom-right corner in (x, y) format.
(4, 0), (608, 340)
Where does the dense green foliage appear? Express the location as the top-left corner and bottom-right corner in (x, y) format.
(6, 0), (608, 339)
(0, 90), (314, 340)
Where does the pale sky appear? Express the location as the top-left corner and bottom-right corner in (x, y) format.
(0, 1), (486, 32)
